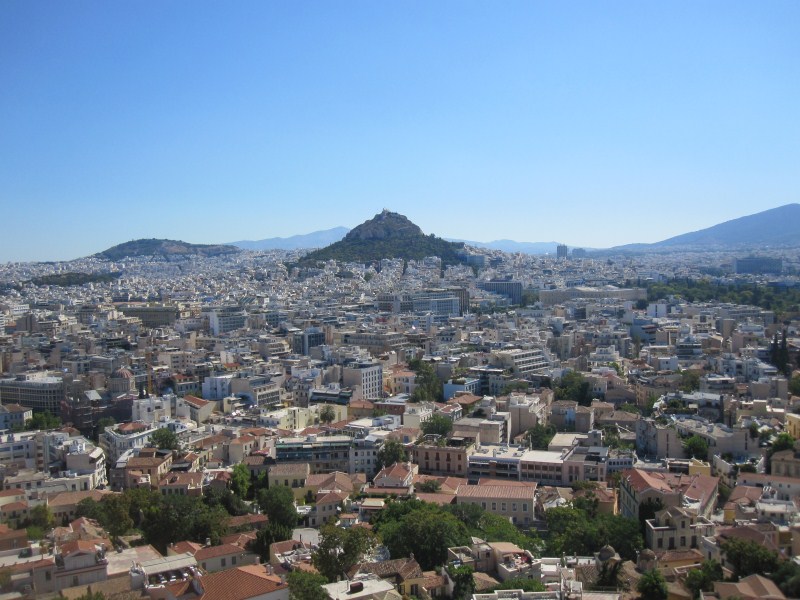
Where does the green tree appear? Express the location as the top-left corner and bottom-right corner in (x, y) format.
(771, 560), (800, 598)
(637, 569), (667, 600)
(767, 432), (796, 473)
(555, 371), (591, 405)
(638, 498), (664, 536)
(685, 560), (723, 598)
(101, 494), (134, 538)
(247, 522), (293, 562)
(790, 375), (800, 397)
(203, 487), (251, 516)
(376, 440), (407, 469)
(24, 411), (61, 431)
(95, 417), (116, 441)
(140, 494), (229, 553)
(417, 479), (442, 493)
(287, 570), (330, 600)
(319, 405), (336, 425)
(230, 463), (251, 499)
(546, 506), (642, 561)
(258, 485), (298, 530)
(683, 435), (709, 459)
(28, 504), (55, 530)
(379, 506), (470, 570)
(448, 565), (476, 600)
(312, 521), (377, 582)
(75, 497), (105, 522)
(420, 413), (453, 438)
(408, 359), (443, 403)
(721, 537), (778, 580)
(680, 370), (700, 392)
(149, 427), (179, 450)
(526, 423), (557, 450)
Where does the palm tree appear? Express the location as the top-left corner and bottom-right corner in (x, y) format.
(319, 405), (336, 425)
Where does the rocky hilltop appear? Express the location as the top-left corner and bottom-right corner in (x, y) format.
(300, 210), (466, 265)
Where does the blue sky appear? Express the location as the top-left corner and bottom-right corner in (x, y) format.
(1, 2), (798, 262)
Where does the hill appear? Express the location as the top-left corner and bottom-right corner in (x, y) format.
(229, 227), (350, 250)
(300, 210), (466, 265)
(613, 204), (800, 252)
(96, 239), (239, 261)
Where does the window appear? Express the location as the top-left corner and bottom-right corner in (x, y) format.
(221, 558), (226, 567)
(492, 503), (497, 511)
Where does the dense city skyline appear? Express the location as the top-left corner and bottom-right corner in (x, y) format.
(2, 2), (799, 262)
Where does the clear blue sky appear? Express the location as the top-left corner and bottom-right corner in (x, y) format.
(1, 2), (798, 262)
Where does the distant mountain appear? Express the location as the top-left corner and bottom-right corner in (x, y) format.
(96, 238), (239, 261)
(448, 238), (562, 254)
(229, 227), (350, 250)
(300, 210), (466, 265)
(613, 204), (800, 252)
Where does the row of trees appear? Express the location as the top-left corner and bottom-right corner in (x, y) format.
(73, 478), (300, 555)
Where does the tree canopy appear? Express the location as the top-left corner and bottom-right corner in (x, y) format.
(149, 427), (179, 450)
(525, 423), (556, 450)
(545, 506), (642, 561)
(319, 405), (336, 425)
(258, 485), (298, 530)
(376, 440), (407, 470)
(312, 521), (377, 582)
(683, 435), (709, 460)
(21, 411), (61, 431)
(408, 359), (443, 403)
(721, 537), (779, 580)
(637, 569), (667, 600)
(554, 371), (591, 405)
(288, 570), (330, 600)
(421, 413), (453, 438)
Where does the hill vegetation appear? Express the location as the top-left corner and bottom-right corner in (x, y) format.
(96, 238), (239, 260)
(300, 210), (466, 265)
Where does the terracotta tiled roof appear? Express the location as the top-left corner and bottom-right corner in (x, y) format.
(347, 557), (423, 580)
(164, 566), (286, 600)
(415, 493), (456, 505)
(194, 543), (250, 561)
(226, 513), (269, 529)
(456, 484), (536, 499)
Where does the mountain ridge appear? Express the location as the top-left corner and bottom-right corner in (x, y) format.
(611, 203), (800, 252)
(228, 227), (350, 251)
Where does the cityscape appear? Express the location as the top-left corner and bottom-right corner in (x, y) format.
(1, 206), (800, 600)
(2, 3), (800, 600)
